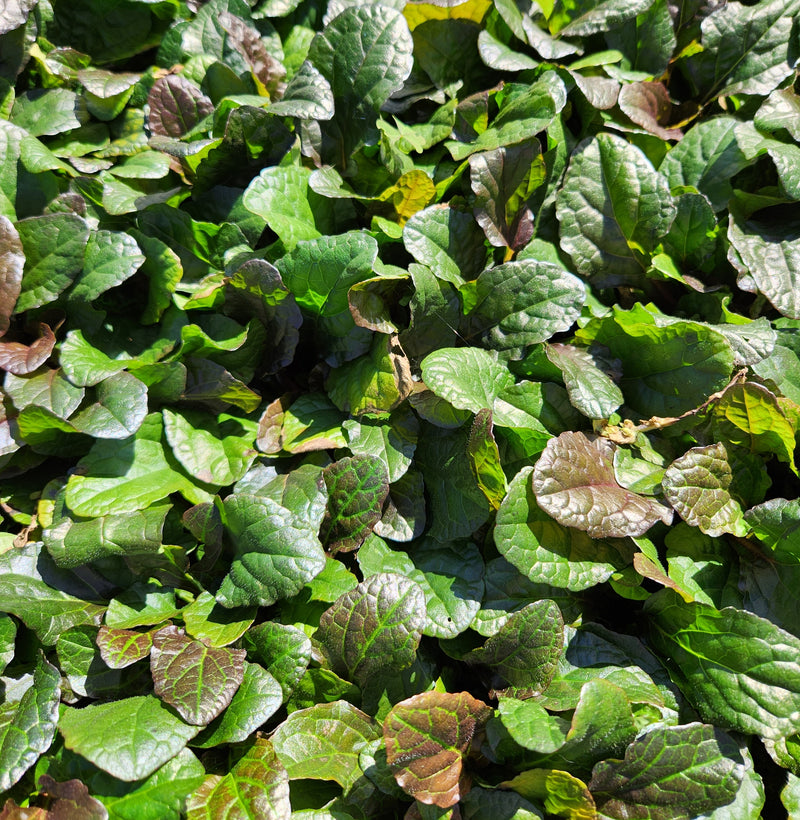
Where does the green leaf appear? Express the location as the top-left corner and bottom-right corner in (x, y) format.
(549, 0), (657, 37)
(150, 625), (245, 725)
(545, 343), (623, 419)
(242, 621), (312, 698)
(745, 497), (800, 561)
(403, 205), (487, 287)
(64, 414), (206, 517)
(14, 213), (90, 312)
(383, 691), (493, 808)
(242, 165), (320, 250)
(319, 455), (390, 554)
(316, 572), (425, 687)
(533, 431), (673, 538)
(217, 493), (326, 608)
(67, 229), (145, 304)
(446, 72), (567, 160)
(357, 535), (484, 639)
(11, 88), (88, 136)
(496, 466), (626, 590)
(662, 443), (747, 537)
(307, 5), (413, 161)
(685, 0), (800, 99)
(105, 584), (181, 630)
(604, 0), (675, 76)
(461, 785), (545, 819)
(465, 259), (585, 359)
(0, 554), (105, 645)
(342, 408), (418, 484)
(98, 748), (205, 820)
(192, 661), (283, 748)
(421, 347), (515, 412)
(728, 209), (800, 320)
(162, 408), (257, 487)
(186, 738), (290, 819)
(659, 118), (750, 212)
(646, 590), (800, 739)
(58, 329), (129, 388)
(59, 696), (199, 781)
(181, 591), (254, 648)
(0, 654), (60, 792)
(589, 723), (743, 819)
(271, 700), (381, 788)
(68, 372), (149, 440)
(556, 132), (676, 284)
(467, 600), (564, 692)
(326, 332), (413, 415)
(467, 409), (508, 510)
(575, 307), (735, 417)
(0, 613), (16, 675)
(661, 192), (718, 271)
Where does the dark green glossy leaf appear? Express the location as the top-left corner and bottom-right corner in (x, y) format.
(242, 621), (312, 698)
(647, 590), (800, 739)
(545, 343), (623, 419)
(589, 723), (743, 819)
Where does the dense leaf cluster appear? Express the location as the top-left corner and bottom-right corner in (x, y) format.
(2, 0), (800, 816)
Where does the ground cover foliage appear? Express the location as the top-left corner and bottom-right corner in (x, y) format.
(2, 0), (800, 816)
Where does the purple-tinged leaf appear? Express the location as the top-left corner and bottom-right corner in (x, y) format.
(218, 12), (285, 98)
(618, 81), (683, 141)
(384, 691), (492, 807)
(316, 572), (425, 686)
(467, 600), (563, 693)
(186, 738), (289, 820)
(36, 775), (108, 820)
(0, 323), (55, 375)
(147, 75), (214, 139)
(319, 455), (390, 554)
(662, 442), (747, 537)
(96, 625), (157, 669)
(532, 432), (673, 538)
(150, 625), (245, 726)
(0, 215), (23, 337)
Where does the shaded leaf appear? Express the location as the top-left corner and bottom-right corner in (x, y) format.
(647, 589), (800, 739)
(319, 455), (390, 554)
(533, 432), (673, 538)
(467, 600), (564, 692)
(383, 691), (492, 808)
